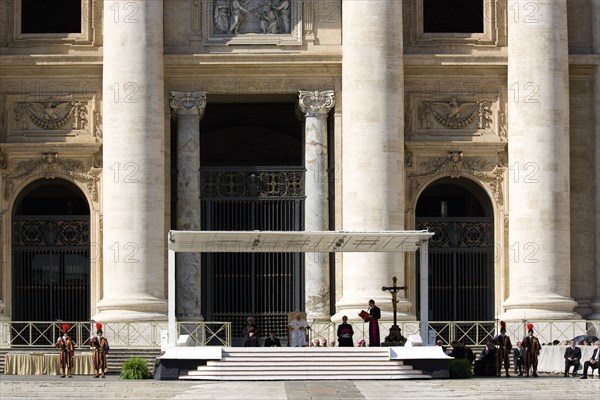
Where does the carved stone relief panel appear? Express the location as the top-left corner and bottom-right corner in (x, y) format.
(3, 92), (100, 143)
(406, 92), (506, 141)
(203, 0), (302, 45)
(406, 150), (507, 206)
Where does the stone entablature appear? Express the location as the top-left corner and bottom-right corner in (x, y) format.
(2, 92), (101, 143)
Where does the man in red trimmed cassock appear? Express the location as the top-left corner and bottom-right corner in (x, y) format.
(495, 321), (513, 377)
(90, 322), (110, 378)
(56, 324), (74, 378)
(522, 323), (541, 377)
(359, 299), (381, 347)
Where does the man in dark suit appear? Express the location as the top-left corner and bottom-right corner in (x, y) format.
(264, 331), (281, 347)
(564, 339), (582, 377)
(580, 340), (600, 379)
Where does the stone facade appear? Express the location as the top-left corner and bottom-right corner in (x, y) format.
(0, 0), (598, 323)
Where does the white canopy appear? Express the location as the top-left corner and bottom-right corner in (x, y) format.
(167, 230), (434, 253)
(167, 230), (434, 345)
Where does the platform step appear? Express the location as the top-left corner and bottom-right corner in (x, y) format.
(180, 347), (432, 381)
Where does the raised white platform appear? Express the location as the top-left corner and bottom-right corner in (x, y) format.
(175, 347), (442, 381)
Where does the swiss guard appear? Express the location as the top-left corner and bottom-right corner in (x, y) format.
(90, 322), (110, 378)
(522, 323), (542, 377)
(56, 324), (75, 378)
(495, 321), (513, 377)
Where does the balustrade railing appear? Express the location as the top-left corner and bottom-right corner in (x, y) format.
(1, 320), (597, 348)
(0, 321), (232, 348)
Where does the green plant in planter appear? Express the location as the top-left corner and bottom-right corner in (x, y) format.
(120, 357), (151, 379)
(449, 358), (474, 379)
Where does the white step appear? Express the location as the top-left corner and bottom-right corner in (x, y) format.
(181, 374), (429, 381)
(206, 360), (406, 367)
(179, 347), (432, 381)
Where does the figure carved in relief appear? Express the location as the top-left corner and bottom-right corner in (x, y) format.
(274, 0), (290, 33)
(214, 0), (231, 33)
(229, 0), (250, 34)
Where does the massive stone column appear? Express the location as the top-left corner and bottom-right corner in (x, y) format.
(170, 92), (206, 320)
(503, 0), (578, 319)
(590, 0), (600, 320)
(335, 0), (408, 321)
(96, 0), (167, 321)
(299, 90), (335, 321)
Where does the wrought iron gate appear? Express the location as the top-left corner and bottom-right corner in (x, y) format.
(12, 216), (90, 322)
(201, 167), (304, 338)
(416, 218), (494, 321)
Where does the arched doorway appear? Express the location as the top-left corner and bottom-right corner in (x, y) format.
(12, 179), (90, 322)
(416, 178), (494, 321)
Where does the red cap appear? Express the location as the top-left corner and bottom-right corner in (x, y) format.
(527, 323), (534, 332)
(62, 324), (70, 332)
(96, 322), (103, 331)
(500, 321), (506, 329)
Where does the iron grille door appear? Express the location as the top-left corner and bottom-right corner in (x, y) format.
(201, 168), (304, 339)
(416, 219), (494, 321)
(12, 216), (90, 322)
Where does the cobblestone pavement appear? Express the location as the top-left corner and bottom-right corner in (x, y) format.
(0, 375), (598, 400)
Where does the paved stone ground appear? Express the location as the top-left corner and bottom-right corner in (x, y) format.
(0, 375), (598, 400)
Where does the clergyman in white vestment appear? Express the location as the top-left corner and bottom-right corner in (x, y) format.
(288, 314), (309, 347)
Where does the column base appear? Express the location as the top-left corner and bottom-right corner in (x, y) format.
(95, 296), (168, 321)
(501, 294), (580, 320)
(586, 298), (600, 320)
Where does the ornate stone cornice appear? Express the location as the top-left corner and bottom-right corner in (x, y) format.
(298, 90), (335, 116)
(3, 153), (101, 202)
(170, 92), (207, 118)
(408, 151), (507, 205)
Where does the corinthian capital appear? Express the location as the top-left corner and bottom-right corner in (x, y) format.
(170, 91), (207, 117)
(298, 90), (335, 116)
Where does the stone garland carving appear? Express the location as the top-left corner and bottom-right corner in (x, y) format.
(298, 90), (335, 116)
(214, 0), (291, 35)
(94, 112), (103, 139)
(408, 151), (506, 205)
(0, 110), (7, 140)
(15, 101), (87, 130)
(3, 153), (101, 202)
(0, 151), (7, 169)
(419, 98), (492, 130)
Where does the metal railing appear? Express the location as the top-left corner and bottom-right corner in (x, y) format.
(1, 320), (597, 348)
(0, 321), (232, 348)
(307, 320), (600, 347)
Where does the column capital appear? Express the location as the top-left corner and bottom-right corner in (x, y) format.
(170, 91), (207, 117)
(298, 90), (335, 116)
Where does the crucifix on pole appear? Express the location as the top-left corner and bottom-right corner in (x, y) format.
(382, 276), (407, 345)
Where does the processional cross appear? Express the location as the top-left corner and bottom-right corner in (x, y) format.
(382, 276), (407, 344)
